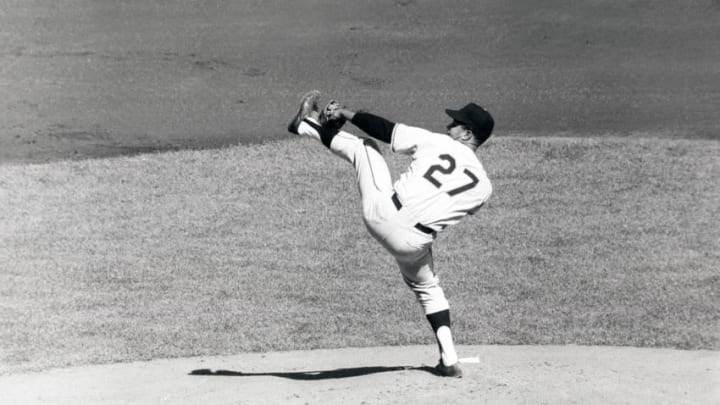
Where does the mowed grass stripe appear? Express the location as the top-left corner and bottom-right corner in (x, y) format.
(0, 136), (718, 374)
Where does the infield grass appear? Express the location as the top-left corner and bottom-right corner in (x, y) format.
(1, 136), (718, 374)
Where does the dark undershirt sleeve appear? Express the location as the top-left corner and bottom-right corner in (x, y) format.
(350, 112), (396, 144)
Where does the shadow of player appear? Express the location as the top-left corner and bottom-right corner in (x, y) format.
(189, 365), (437, 380)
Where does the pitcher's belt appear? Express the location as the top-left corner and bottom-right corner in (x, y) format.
(391, 192), (435, 235)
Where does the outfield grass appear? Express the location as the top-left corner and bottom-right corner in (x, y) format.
(0, 136), (718, 374)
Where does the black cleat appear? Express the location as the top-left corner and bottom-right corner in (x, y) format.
(287, 90), (321, 135)
(435, 361), (463, 378)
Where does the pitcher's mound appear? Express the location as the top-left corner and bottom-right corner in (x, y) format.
(1, 345), (717, 404)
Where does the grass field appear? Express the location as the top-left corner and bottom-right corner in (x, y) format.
(1, 135), (718, 375)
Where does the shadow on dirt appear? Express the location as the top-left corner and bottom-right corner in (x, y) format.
(189, 365), (437, 380)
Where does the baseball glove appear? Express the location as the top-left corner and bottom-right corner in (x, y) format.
(319, 100), (347, 132)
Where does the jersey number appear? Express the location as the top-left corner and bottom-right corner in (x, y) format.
(423, 154), (479, 196)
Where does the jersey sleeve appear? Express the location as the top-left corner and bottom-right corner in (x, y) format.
(391, 123), (440, 154)
(350, 112), (394, 144)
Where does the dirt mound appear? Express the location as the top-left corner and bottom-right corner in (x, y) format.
(1, 345), (717, 404)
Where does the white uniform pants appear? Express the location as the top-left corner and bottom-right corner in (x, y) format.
(329, 130), (450, 315)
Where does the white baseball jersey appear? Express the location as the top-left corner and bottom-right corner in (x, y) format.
(391, 123), (492, 232)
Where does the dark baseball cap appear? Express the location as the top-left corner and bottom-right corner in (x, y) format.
(445, 103), (494, 145)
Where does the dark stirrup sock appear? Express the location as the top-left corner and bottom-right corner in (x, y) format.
(302, 118), (337, 149)
(427, 309), (451, 332)
(427, 309), (451, 355)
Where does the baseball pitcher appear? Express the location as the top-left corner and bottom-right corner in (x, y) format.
(287, 90), (494, 377)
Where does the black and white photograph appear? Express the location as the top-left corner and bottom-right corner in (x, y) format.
(1, 1), (718, 403)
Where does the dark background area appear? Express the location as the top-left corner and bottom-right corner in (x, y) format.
(1, 0), (718, 164)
